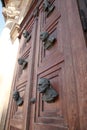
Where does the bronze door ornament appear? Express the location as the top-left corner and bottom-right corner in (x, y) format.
(18, 58), (28, 70)
(23, 30), (31, 43)
(38, 78), (58, 103)
(13, 90), (23, 106)
(40, 31), (56, 49)
(30, 98), (36, 104)
(43, 0), (55, 17)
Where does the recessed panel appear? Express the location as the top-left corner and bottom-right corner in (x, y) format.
(38, 68), (62, 118)
(35, 63), (68, 128)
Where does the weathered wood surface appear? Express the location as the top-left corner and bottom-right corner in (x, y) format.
(5, 0), (87, 130)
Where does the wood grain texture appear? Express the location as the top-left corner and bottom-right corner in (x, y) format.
(5, 0), (87, 130)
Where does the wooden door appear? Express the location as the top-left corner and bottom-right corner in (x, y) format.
(5, 0), (87, 130)
(29, 1), (69, 130)
(28, 0), (81, 130)
(5, 15), (35, 130)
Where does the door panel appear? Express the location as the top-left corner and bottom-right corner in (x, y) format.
(5, 18), (34, 130)
(5, 0), (86, 130)
(35, 64), (67, 127)
(29, 0), (69, 130)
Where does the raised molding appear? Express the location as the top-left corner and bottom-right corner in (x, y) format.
(10, 23), (20, 43)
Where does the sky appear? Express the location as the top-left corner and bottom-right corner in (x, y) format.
(0, 1), (5, 35)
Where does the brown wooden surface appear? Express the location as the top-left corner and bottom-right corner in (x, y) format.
(5, 0), (87, 130)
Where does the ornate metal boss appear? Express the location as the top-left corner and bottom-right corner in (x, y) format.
(13, 90), (23, 106)
(23, 30), (31, 43)
(18, 58), (28, 70)
(40, 31), (56, 49)
(30, 98), (36, 104)
(38, 78), (58, 103)
(43, 0), (55, 17)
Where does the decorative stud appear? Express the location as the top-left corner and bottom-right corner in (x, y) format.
(30, 98), (36, 104)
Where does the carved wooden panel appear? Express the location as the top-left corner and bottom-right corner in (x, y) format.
(6, 18), (34, 130)
(16, 48), (30, 85)
(40, 0), (61, 30)
(38, 0), (61, 68)
(19, 18), (33, 55)
(5, 0), (87, 130)
(35, 63), (68, 128)
(9, 80), (26, 129)
(29, 1), (69, 130)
